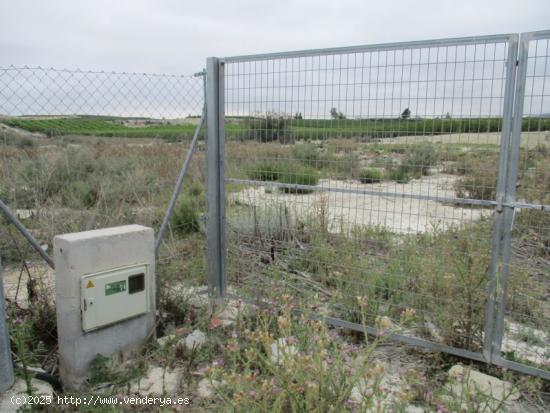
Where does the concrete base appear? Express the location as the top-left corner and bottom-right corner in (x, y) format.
(54, 225), (156, 390)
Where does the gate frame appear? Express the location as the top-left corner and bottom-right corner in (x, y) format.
(488, 30), (550, 380)
(205, 32), (550, 380)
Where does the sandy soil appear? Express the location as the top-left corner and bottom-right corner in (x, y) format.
(231, 174), (492, 234)
(378, 131), (550, 148)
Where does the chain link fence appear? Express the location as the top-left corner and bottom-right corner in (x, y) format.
(0, 66), (207, 358)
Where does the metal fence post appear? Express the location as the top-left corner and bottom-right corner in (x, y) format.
(482, 34), (519, 363)
(205, 57), (226, 299)
(491, 32), (530, 361)
(0, 258), (15, 392)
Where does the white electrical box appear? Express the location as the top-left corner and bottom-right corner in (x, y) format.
(81, 264), (149, 332)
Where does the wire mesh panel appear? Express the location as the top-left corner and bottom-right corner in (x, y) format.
(221, 35), (518, 360)
(0, 67), (206, 323)
(497, 31), (550, 375)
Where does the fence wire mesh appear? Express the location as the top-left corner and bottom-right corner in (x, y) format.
(0, 67), (207, 342)
(0, 33), (548, 381)
(219, 34), (550, 378)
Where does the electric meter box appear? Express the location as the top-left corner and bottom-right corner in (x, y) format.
(53, 225), (156, 390)
(81, 264), (149, 332)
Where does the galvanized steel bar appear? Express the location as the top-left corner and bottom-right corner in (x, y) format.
(206, 57), (227, 299)
(483, 34), (519, 362)
(155, 109), (206, 255)
(222, 33), (516, 63)
(491, 32), (531, 359)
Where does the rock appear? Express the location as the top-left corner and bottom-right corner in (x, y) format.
(169, 284), (210, 308)
(405, 405), (425, 413)
(0, 378), (54, 413)
(182, 330), (206, 351)
(270, 338), (298, 365)
(424, 321), (443, 342)
(216, 303), (240, 327)
(197, 378), (221, 399)
(130, 366), (183, 395)
(157, 334), (176, 347)
(448, 365), (520, 402)
(214, 298), (256, 327)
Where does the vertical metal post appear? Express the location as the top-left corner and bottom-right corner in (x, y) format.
(205, 57), (226, 299)
(0, 258), (15, 392)
(491, 33), (530, 360)
(483, 34), (519, 362)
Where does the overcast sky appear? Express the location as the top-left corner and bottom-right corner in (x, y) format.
(1, 0), (549, 75)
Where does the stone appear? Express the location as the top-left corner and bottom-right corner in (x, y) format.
(182, 330), (206, 351)
(447, 365), (520, 402)
(424, 321), (443, 342)
(157, 334), (176, 347)
(197, 378), (221, 399)
(405, 406), (425, 413)
(130, 366), (183, 395)
(270, 338), (298, 365)
(0, 378), (54, 413)
(170, 285), (210, 309)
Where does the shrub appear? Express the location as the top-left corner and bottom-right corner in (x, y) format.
(171, 200), (200, 234)
(188, 181), (203, 197)
(247, 113), (292, 143)
(359, 168), (383, 184)
(63, 180), (97, 208)
(382, 160), (411, 183)
(278, 165), (320, 194)
(454, 155), (497, 201)
(386, 167), (411, 184)
(291, 143), (322, 165)
(402, 143), (439, 177)
(246, 162), (291, 182)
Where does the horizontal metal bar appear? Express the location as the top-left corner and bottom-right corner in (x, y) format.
(520, 29), (550, 42)
(0, 199), (54, 269)
(221, 291), (550, 379)
(491, 355), (550, 381)
(227, 178), (498, 207)
(509, 201), (550, 211)
(222, 33), (516, 63)
(223, 291), (488, 361)
(318, 315), (488, 363)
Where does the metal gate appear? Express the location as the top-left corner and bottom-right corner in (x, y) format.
(205, 31), (549, 379)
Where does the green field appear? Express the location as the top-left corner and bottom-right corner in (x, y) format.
(2, 116), (550, 141)
(1, 116), (199, 139)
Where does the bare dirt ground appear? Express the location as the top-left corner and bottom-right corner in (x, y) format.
(379, 131), (550, 148)
(232, 174), (492, 234)
(2, 262), (54, 308)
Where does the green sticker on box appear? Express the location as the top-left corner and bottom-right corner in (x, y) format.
(105, 280), (126, 296)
